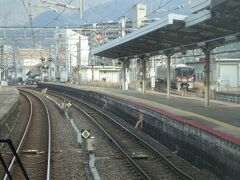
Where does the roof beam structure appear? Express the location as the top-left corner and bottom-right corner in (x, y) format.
(92, 13), (187, 59)
(91, 0), (240, 107)
(92, 0), (240, 59)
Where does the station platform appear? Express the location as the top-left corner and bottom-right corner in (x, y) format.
(0, 86), (19, 126)
(60, 84), (240, 144)
(38, 83), (240, 178)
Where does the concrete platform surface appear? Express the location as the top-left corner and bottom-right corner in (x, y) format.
(59, 84), (240, 144)
(0, 86), (19, 125)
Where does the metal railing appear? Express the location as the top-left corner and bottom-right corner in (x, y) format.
(0, 139), (29, 180)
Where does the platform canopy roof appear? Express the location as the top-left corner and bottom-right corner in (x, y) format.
(91, 0), (240, 59)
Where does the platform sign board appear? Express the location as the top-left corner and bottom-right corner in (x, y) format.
(81, 129), (90, 139)
(66, 102), (72, 108)
(150, 68), (155, 77)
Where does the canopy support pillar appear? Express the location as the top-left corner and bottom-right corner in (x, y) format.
(122, 59), (129, 91)
(142, 58), (146, 94)
(202, 47), (211, 107)
(165, 52), (173, 100)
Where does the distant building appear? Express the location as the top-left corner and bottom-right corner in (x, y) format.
(54, 29), (89, 82)
(132, 3), (147, 29)
(50, 3), (153, 84)
(78, 20), (133, 49)
(77, 35), (90, 66)
(0, 45), (15, 82)
(81, 65), (121, 83)
(76, 3), (152, 49)
(186, 58), (240, 90)
(17, 48), (49, 81)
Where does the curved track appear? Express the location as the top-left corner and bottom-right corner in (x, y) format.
(3, 89), (51, 180)
(47, 90), (193, 180)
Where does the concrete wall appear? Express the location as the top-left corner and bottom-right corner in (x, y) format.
(187, 59), (240, 88)
(0, 98), (19, 139)
(81, 66), (121, 83)
(38, 83), (240, 179)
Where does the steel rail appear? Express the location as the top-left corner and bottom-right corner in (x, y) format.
(20, 89), (52, 180)
(6, 89), (52, 179)
(46, 91), (151, 180)
(3, 92), (33, 180)
(49, 90), (194, 180)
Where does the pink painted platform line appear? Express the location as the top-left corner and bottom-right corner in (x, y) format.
(103, 93), (240, 145)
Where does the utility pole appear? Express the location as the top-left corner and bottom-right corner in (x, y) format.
(90, 55), (95, 81)
(79, 0), (83, 19)
(120, 16), (126, 37)
(77, 36), (81, 85)
(0, 45), (3, 83)
(40, 56), (45, 83)
(91, 64), (94, 81)
(13, 50), (17, 83)
(48, 58), (53, 82)
(4, 48), (7, 81)
(70, 54), (72, 83)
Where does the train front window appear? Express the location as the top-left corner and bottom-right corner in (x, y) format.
(181, 68), (194, 76)
(175, 68), (181, 76)
(189, 69), (194, 76)
(181, 69), (188, 76)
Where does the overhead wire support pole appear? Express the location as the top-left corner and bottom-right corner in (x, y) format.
(21, 0), (36, 46)
(0, 45), (3, 83)
(79, 0), (83, 19)
(78, 35), (81, 85)
(28, 1), (36, 46)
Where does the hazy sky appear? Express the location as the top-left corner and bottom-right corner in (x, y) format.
(0, 0), (191, 26)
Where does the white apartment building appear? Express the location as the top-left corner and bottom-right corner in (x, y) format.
(77, 4), (150, 49)
(54, 29), (89, 82)
(0, 45), (15, 82)
(77, 35), (90, 66)
(132, 3), (147, 29)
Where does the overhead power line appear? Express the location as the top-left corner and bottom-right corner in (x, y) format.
(21, 0), (36, 45)
(25, 0), (74, 38)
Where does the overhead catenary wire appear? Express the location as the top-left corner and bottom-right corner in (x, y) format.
(106, 0), (186, 50)
(81, 0), (146, 46)
(21, 0), (36, 45)
(4, 0), (175, 48)
(26, 0), (75, 38)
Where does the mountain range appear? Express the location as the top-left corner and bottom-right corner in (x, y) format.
(31, 0), (159, 27)
(0, 0), (189, 27)
(0, 0), (189, 48)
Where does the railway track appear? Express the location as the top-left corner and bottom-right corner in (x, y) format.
(1, 89), (51, 180)
(46, 90), (194, 180)
(154, 87), (199, 97)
